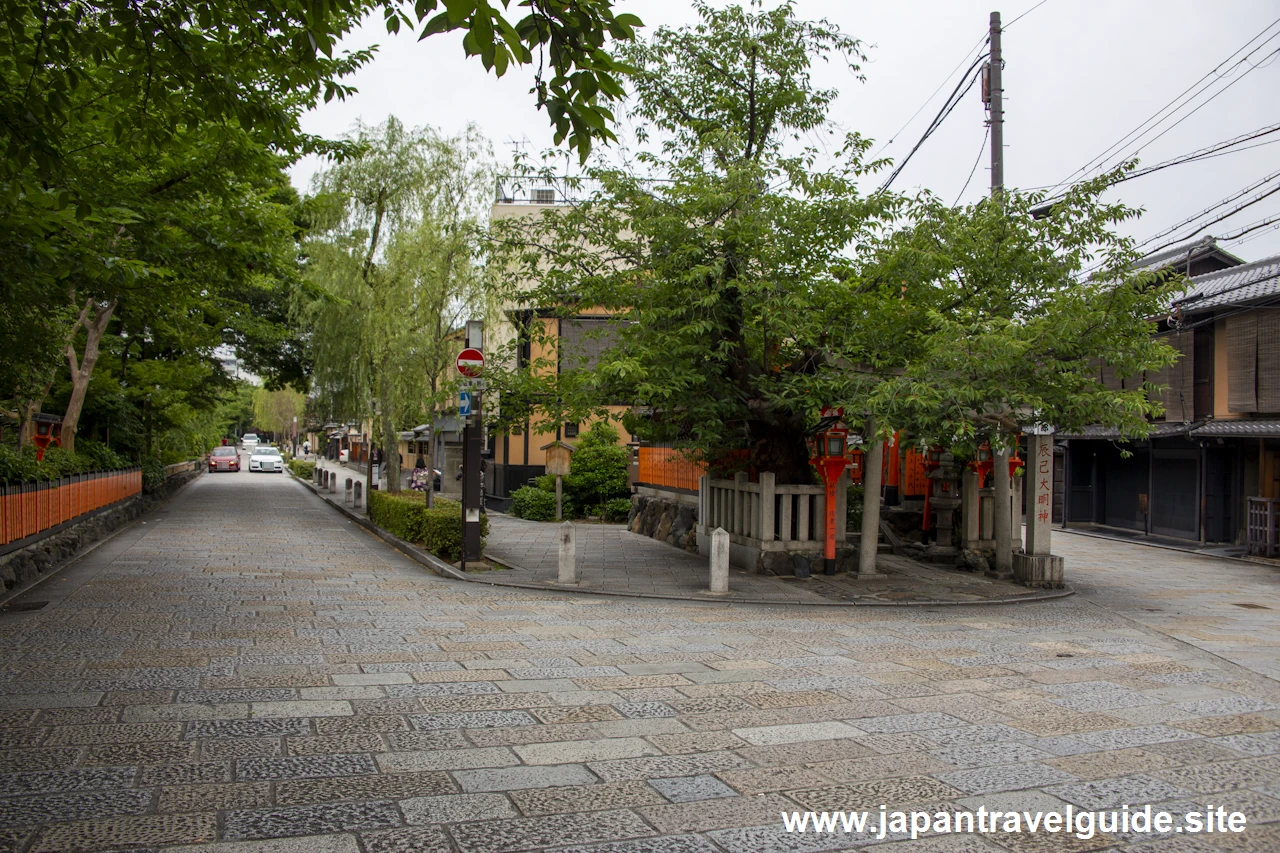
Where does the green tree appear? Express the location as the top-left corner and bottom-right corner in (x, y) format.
(301, 118), (494, 494)
(252, 387), (307, 441)
(859, 176), (1181, 572)
(562, 421), (629, 515)
(489, 2), (890, 484)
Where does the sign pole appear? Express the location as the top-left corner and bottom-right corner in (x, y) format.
(459, 323), (484, 571)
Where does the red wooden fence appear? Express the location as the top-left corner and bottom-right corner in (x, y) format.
(0, 468), (142, 547)
(637, 447), (707, 492)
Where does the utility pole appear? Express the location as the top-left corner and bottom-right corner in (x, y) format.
(985, 10), (1015, 578)
(988, 10), (1003, 193)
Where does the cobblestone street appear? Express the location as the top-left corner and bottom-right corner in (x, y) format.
(1, 470), (1279, 852)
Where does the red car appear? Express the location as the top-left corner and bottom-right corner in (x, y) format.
(208, 446), (240, 472)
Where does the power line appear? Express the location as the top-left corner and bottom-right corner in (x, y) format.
(1005, 0), (1051, 29)
(1118, 123), (1280, 184)
(872, 34), (990, 159)
(953, 127), (989, 205)
(1139, 181), (1280, 257)
(1047, 16), (1280, 194)
(1138, 169), (1280, 250)
(878, 55), (988, 193)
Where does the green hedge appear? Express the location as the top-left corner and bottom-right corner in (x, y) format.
(0, 441), (135, 486)
(289, 459), (316, 480)
(510, 486), (558, 521)
(367, 490), (489, 562)
(603, 497), (633, 523)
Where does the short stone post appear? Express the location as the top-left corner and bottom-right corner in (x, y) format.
(710, 527), (729, 594)
(344, 478), (353, 505)
(1014, 431), (1065, 587)
(558, 522), (577, 584)
(321, 469), (328, 490)
(354, 481), (363, 510)
(314, 466), (321, 485)
(329, 470), (337, 494)
(961, 468), (980, 549)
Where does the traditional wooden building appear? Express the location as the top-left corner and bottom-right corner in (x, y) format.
(1059, 237), (1280, 545)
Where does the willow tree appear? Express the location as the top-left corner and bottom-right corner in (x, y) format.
(489, 2), (891, 484)
(302, 118), (493, 493)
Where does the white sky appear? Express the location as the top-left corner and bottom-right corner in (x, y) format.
(290, 0), (1280, 262)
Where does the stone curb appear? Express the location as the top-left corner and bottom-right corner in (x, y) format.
(292, 469), (1074, 609)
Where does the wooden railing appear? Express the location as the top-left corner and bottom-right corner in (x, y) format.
(700, 472), (848, 548)
(0, 468), (142, 547)
(1247, 497), (1278, 557)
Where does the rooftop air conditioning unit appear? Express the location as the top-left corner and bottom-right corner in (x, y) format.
(532, 188), (556, 204)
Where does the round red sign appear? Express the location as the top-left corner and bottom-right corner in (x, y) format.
(456, 348), (484, 377)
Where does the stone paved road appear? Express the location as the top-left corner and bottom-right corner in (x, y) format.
(1, 470), (1278, 852)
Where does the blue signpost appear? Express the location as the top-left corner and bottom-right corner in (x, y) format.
(459, 390), (472, 417)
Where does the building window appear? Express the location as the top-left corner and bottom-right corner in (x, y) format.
(532, 188), (556, 204)
(564, 422), (579, 438)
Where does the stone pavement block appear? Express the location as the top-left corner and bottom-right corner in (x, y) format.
(360, 825), (453, 853)
(715, 765), (833, 795)
(236, 753), (377, 780)
(510, 781), (666, 816)
(735, 737), (878, 768)
(1152, 758), (1280, 794)
(591, 719), (689, 739)
(589, 752), (752, 782)
(1171, 713), (1280, 737)
(0, 766), (136, 796)
(159, 781), (273, 813)
(286, 733), (385, 755)
(1046, 747), (1176, 780)
(0, 693), (104, 710)
(186, 718), (311, 740)
(639, 793), (799, 834)
(121, 703), (249, 722)
(376, 746), (518, 773)
(29, 813), (217, 852)
(0, 789), (154, 828)
(401, 793), (518, 824)
(465, 722), (602, 748)
(199, 738), (282, 761)
(0, 747), (81, 773)
(810, 752), (956, 784)
(705, 822), (872, 853)
(249, 700), (353, 719)
(647, 774), (738, 804)
(315, 715), (410, 735)
(514, 737), (663, 765)
(450, 808), (654, 853)
(299, 687), (387, 701)
(168, 834), (360, 853)
(731, 720), (862, 746)
(789, 776), (966, 812)
(276, 772), (457, 805)
(533, 705), (625, 725)
(647, 731), (746, 755)
(331, 673), (413, 685)
(453, 764), (598, 793)
(1073, 725), (1200, 751)
(409, 710), (537, 730)
(939, 762), (1080, 795)
(139, 762), (232, 785)
(928, 741), (1055, 768)
(224, 801), (402, 840)
(44, 722), (182, 745)
(613, 702), (678, 719)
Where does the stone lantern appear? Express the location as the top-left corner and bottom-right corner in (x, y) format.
(925, 451), (962, 562)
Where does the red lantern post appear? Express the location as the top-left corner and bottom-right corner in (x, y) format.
(809, 424), (849, 576)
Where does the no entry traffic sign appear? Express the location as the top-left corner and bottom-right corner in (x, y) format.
(456, 348), (484, 377)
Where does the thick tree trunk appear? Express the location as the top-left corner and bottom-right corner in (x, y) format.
(747, 415), (814, 485)
(858, 420), (884, 576)
(16, 374), (55, 449)
(61, 299), (117, 455)
(993, 443), (1013, 574)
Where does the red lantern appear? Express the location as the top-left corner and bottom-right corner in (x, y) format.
(809, 424), (850, 576)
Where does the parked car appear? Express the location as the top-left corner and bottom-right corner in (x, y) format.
(208, 446), (240, 472)
(241, 433), (260, 452)
(249, 446), (284, 473)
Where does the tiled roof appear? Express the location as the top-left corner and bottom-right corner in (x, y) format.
(1173, 254), (1280, 313)
(1059, 422), (1196, 440)
(1133, 236), (1244, 276)
(1190, 419), (1280, 438)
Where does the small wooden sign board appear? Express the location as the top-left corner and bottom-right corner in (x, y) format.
(541, 441), (575, 477)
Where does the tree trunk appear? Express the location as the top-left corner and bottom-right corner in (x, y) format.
(993, 443), (1013, 574)
(61, 299), (117, 455)
(858, 420), (884, 576)
(747, 415), (814, 485)
(381, 400), (401, 494)
(16, 374), (55, 449)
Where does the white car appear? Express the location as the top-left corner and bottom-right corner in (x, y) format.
(249, 445), (284, 473)
(241, 433), (260, 452)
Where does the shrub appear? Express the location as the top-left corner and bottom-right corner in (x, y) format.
(562, 422), (630, 516)
(289, 459), (316, 480)
(367, 490), (488, 562)
(510, 486), (556, 521)
(141, 457), (167, 490)
(603, 497), (633, 523)
(0, 442), (138, 485)
(0, 445), (39, 484)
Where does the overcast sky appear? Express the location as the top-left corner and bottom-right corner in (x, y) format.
(290, 0), (1280, 263)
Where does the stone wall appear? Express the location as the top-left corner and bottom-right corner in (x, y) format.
(627, 494), (698, 553)
(0, 469), (201, 595)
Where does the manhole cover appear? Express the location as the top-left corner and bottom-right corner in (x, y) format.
(1232, 602), (1271, 610)
(2, 600), (48, 612)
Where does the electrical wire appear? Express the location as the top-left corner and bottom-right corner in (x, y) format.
(953, 127), (989, 205)
(1046, 16), (1280, 195)
(1116, 123), (1280, 184)
(1137, 169), (1280, 251)
(878, 56), (988, 193)
(1005, 0), (1052, 29)
(872, 34), (990, 159)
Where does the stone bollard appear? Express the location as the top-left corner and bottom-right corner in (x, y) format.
(321, 469), (328, 490)
(354, 481), (363, 510)
(710, 527), (729, 594)
(329, 470), (337, 494)
(314, 466), (321, 485)
(558, 521), (577, 584)
(344, 478), (353, 505)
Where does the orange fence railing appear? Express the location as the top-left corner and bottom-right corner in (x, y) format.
(0, 468), (142, 547)
(637, 447), (707, 492)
